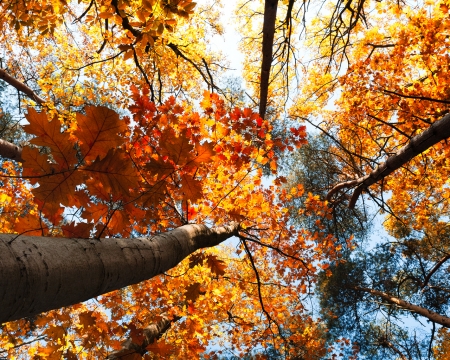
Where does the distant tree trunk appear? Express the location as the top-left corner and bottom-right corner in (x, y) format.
(259, 0), (279, 119)
(0, 223), (239, 323)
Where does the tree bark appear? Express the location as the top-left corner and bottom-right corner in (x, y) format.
(0, 138), (23, 162)
(327, 112), (450, 208)
(107, 313), (181, 359)
(0, 223), (239, 323)
(0, 69), (45, 105)
(259, 0), (279, 119)
(354, 286), (450, 327)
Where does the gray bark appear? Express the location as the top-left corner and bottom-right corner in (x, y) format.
(0, 223), (239, 323)
(327, 112), (450, 208)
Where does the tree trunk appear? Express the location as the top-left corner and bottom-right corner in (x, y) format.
(0, 223), (239, 323)
(354, 286), (450, 327)
(259, 0), (279, 119)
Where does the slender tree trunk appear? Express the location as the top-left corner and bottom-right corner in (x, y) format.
(259, 0), (279, 119)
(0, 223), (239, 323)
(354, 286), (450, 327)
(107, 313), (181, 359)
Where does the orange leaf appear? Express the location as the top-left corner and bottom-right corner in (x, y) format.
(85, 149), (139, 199)
(23, 108), (77, 166)
(146, 340), (174, 356)
(74, 106), (127, 162)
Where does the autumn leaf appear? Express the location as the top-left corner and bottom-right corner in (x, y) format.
(146, 340), (174, 356)
(23, 108), (77, 166)
(180, 173), (202, 201)
(185, 282), (206, 302)
(74, 106), (128, 162)
(61, 222), (93, 238)
(85, 149), (140, 199)
(79, 311), (97, 328)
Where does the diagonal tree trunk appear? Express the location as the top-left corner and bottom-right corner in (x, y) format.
(107, 313), (181, 359)
(327, 113), (450, 208)
(259, 0), (279, 119)
(0, 223), (239, 323)
(0, 68), (45, 105)
(353, 286), (450, 327)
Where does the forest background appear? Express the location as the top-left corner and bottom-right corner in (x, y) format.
(1, 0), (450, 358)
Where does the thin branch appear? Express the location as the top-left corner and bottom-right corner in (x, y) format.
(422, 254), (450, 289)
(241, 237), (282, 336)
(66, 50), (125, 71)
(73, 0), (94, 23)
(107, 313), (181, 359)
(353, 286), (450, 327)
(384, 89), (450, 104)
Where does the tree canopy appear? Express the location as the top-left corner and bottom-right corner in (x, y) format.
(1, 0), (450, 358)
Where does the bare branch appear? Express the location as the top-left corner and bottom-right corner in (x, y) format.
(327, 113), (450, 208)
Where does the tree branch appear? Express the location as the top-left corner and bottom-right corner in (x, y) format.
(0, 223), (240, 323)
(0, 69), (45, 105)
(107, 313), (181, 359)
(327, 113), (450, 208)
(354, 286), (450, 327)
(0, 138), (23, 162)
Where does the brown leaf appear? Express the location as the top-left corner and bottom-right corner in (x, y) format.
(185, 282), (206, 302)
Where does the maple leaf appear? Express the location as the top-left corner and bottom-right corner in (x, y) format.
(22, 147), (85, 222)
(193, 141), (215, 165)
(79, 311), (97, 328)
(190, 253), (226, 276)
(74, 106), (128, 162)
(146, 340), (174, 356)
(45, 325), (65, 341)
(61, 222), (93, 238)
(206, 254), (227, 276)
(180, 174), (202, 201)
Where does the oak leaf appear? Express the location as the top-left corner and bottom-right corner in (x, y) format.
(74, 106), (128, 162)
